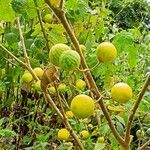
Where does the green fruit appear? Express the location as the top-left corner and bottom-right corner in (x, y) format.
(97, 136), (105, 143)
(58, 83), (67, 93)
(32, 81), (41, 91)
(11, 0), (28, 14)
(96, 42), (117, 63)
(136, 129), (145, 138)
(34, 36), (46, 49)
(59, 51), (81, 71)
(5, 33), (18, 45)
(43, 14), (53, 23)
(71, 94), (95, 119)
(49, 44), (71, 66)
(21, 73), (33, 83)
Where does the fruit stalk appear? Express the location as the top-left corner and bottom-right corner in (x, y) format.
(45, 0), (126, 147)
(125, 74), (150, 144)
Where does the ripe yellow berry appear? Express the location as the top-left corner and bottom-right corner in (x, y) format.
(111, 82), (133, 103)
(57, 128), (70, 141)
(66, 111), (74, 119)
(48, 86), (56, 94)
(96, 42), (117, 63)
(80, 130), (90, 139)
(33, 67), (44, 78)
(76, 79), (86, 90)
(71, 94), (95, 119)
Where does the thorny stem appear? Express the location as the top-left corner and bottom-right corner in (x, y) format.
(44, 0), (126, 147)
(125, 74), (150, 144)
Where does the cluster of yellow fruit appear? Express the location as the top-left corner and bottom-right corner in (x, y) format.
(20, 67), (44, 91)
(96, 41), (133, 103)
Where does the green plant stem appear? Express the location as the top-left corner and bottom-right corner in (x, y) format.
(44, 0), (126, 147)
(16, 17), (39, 81)
(33, 0), (51, 51)
(125, 74), (150, 144)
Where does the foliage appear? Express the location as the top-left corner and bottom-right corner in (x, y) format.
(0, 0), (150, 149)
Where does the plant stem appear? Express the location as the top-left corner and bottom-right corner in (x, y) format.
(44, 92), (85, 150)
(125, 74), (150, 144)
(16, 17), (39, 81)
(44, 0), (126, 147)
(33, 0), (51, 52)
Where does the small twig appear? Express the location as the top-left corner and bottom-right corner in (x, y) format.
(16, 17), (39, 81)
(125, 74), (150, 144)
(16, 17), (31, 67)
(0, 44), (27, 68)
(137, 139), (150, 150)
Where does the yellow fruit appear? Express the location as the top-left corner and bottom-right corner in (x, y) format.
(57, 128), (70, 141)
(21, 72), (33, 83)
(33, 67), (44, 78)
(58, 83), (67, 93)
(87, 124), (94, 129)
(97, 136), (105, 143)
(66, 111), (74, 119)
(71, 94), (95, 119)
(48, 86), (56, 94)
(80, 130), (90, 139)
(32, 80), (41, 91)
(76, 79), (86, 90)
(111, 82), (132, 103)
(96, 42), (117, 63)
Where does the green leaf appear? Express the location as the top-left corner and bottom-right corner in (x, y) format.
(94, 143), (105, 150)
(127, 45), (138, 68)
(113, 30), (134, 53)
(0, 129), (17, 137)
(0, 0), (15, 22)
